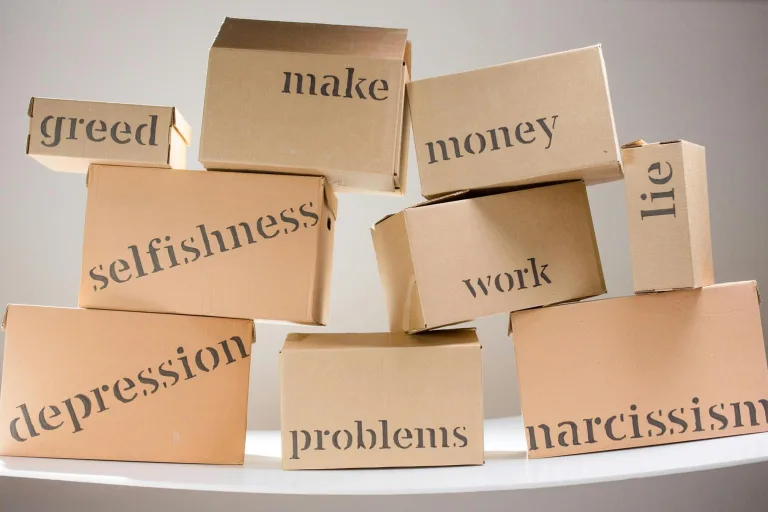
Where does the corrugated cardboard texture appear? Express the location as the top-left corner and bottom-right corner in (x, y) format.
(0, 305), (252, 464)
(372, 181), (606, 332)
(511, 282), (768, 458)
(279, 329), (484, 469)
(408, 45), (621, 198)
(27, 98), (189, 173)
(79, 165), (336, 324)
(622, 140), (714, 292)
(199, 18), (410, 195)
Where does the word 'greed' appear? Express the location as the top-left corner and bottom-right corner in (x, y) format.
(39, 114), (160, 148)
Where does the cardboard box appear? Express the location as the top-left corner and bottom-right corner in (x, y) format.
(0, 305), (253, 464)
(510, 282), (768, 459)
(372, 181), (606, 333)
(622, 140), (714, 292)
(279, 329), (484, 469)
(27, 97), (191, 173)
(408, 45), (621, 198)
(199, 18), (411, 195)
(79, 165), (336, 324)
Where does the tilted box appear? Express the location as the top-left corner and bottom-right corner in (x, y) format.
(79, 165), (336, 324)
(408, 45), (621, 198)
(200, 18), (411, 195)
(372, 181), (606, 332)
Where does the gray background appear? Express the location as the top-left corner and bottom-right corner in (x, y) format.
(1, 0), (767, 510)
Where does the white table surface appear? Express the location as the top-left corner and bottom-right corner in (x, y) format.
(1, 416), (767, 496)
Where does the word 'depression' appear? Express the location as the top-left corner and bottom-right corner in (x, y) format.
(9, 336), (250, 442)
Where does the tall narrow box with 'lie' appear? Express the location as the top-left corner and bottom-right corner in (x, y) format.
(622, 140), (714, 293)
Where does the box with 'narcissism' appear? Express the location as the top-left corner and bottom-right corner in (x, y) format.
(622, 140), (713, 293)
(0, 305), (253, 464)
(510, 281), (768, 459)
(199, 17), (411, 194)
(79, 165), (336, 324)
(279, 329), (483, 470)
(26, 97), (191, 173)
(408, 45), (621, 198)
(372, 181), (605, 332)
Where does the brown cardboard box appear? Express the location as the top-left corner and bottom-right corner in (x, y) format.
(27, 97), (191, 173)
(279, 329), (484, 469)
(510, 282), (768, 459)
(408, 45), (621, 199)
(0, 305), (253, 464)
(372, 181), (606, 333)
(79, 165), (336, 324)
(622, 140), (714, 292)
(199, 18), (411, 195)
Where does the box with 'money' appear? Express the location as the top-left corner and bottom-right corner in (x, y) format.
(0, 305), (253, 464)
(199, 18), (411, 194)
(510, 282), (768, 459)
(408, 45), (621, 198)
(26, 97), (191, 173)
(279, 329), (484, 469)
(622, 139), (713, 293)
(372, 181), (605, 332)
(79, 165), (336, 324)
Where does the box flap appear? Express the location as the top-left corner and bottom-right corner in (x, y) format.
(621, 139), (683, 150)
(1, 305), (9, 331)
(171, 108), (192, 146)
(212, 18), (408, 61)
(320, 177), (338, 219)
(283, 328), (478, 350)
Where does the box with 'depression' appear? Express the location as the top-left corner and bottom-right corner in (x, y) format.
(510, 281), (768, 459)
(26, 97), (191, 173)
(622, 139), (713, 293)
(280, 329), (483, 470)
(79, 165), (336, 324)
(408, 45), (621, 198)
(0, 305), (253, 464)
(372, 181), (606, 333)
(199, 18), (411, 195)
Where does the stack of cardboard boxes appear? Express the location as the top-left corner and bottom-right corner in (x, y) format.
(1, 16), (766, 471)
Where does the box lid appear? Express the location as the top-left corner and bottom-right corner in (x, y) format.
(282, 328), (478, 351)
(212, 18), (408, 61)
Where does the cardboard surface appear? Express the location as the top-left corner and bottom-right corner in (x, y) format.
(622, 140), (714, 292)
(372, 181), (606, 332)
(79, 165), (336, 324)
(510, 282), (768, 458)
(27, 98), (190, 173)
(199, 17), (410, 195)
(408, 45), (621, 198)
(279, 329), (484, 469)
(0, 305), (253, 464)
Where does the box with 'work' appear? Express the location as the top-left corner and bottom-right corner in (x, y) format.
(622, 139), (714, 293)
(280, 329), (484, 469)
(408, 45), (621, 198)
(510, 281), (768, 458)
(0, 305), (253, 464)
(199, 18), (411, 194)
(79, 165), (336, 324)
(372, 181), (606, 332)
(26, 97), (191, 173)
